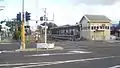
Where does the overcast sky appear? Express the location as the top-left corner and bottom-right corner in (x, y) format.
(0, 0), (120, 29)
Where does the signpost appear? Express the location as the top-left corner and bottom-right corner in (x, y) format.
(36, 8), (55, 49)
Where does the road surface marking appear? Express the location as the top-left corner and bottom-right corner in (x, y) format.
(109, 65), (120, 68)
(0, 56), (116, 68)
(31, 54), (51, 56)
(0, 43), (13, 44)
(25, 50), (92, 57)
(12, 56), (119, 68)
(0, 62), (52, 67)
(26, 53), (77, 57)
(65, 49), (85, 50)
(69, 50), (91, 53)
(0, 62), (39, 66)
(0, 50), (20, 53)
(0, 43), (19, 44)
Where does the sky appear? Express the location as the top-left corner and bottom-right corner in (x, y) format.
(0, 0), (120, 29)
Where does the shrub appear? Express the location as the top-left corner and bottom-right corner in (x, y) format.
(13, 31), (21, 40)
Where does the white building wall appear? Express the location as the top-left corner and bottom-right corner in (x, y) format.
(80, 17), (90, 40)
(104, 24), (111, 40)
(90, 23), (111, 40)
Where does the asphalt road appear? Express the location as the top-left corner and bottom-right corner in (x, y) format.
(0, 42), (36, 51)
(0, 40), (120, 68)
(0, 43), (20, 51)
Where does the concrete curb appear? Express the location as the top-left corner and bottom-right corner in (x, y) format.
(104, 40), (120, 43)
(15, 46), (64, 52)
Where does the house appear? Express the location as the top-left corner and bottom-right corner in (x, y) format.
(79, 14), (111, 40)
(111, 24), (117, 35)
(115, 23), (120, 37)
(111, 22), (120, 38)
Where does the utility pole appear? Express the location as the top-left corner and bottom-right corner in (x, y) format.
(35, 0), (39, 43)
(53, 13), (54, 22)
(21, 0), (26, 50)
(52, 13), (54, 27)
(36, 0), (39, 23)
(44, 8), (47, 44)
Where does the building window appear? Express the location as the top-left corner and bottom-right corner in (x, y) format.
(105, 26), (107, 29)
(107, 26), (109, 29)
(94, 26), (96, 29)
(97, 26), (99, 29)
(100, 26), (102, 29)
(91, 26), (94, 30)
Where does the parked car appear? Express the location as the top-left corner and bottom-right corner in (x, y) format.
(110, 35), (116, 40)
(116, 37), (120, 40)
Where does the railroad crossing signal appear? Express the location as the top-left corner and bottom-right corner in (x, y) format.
(0, 25), (1, 32)
(40, 16), (44, 21)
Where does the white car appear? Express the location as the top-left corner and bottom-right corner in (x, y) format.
(110, 35), (116, 40)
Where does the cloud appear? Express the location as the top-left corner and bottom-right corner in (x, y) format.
(2, 0), (120, 27)
(71, 0), (120, 5)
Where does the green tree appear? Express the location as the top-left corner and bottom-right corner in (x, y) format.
(2, 19), (22, 40)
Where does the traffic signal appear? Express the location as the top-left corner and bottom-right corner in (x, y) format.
(25, 25), (31, 35)
(40, 16), (44, 21)
(25, 11), (31, 21)
(0, 25), (2, 32)
(25, 25), (30, 28)
(16, 12), (21, 22)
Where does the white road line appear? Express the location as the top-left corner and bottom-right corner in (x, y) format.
(25, 51), (91, 57)
(0, 50), (20, 53)
(25, 50), (92, 57)
(13, 56), (119, 68)
(25, 52), (77, 57)
(69, 50), (91, 53)
(0, 43), (14, 44)
(0, 62), (51, 67)
(109, 65), (120, 68)
(0, 63), (38, 66)
(65, 49), (85, 50)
